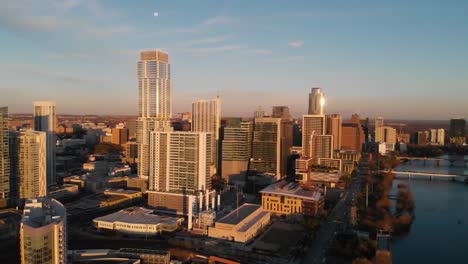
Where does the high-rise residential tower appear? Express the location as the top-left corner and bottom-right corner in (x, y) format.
(375, 126), (397, 145)
(327, 114), (342, 150)
(272, 106), (292, 120)
(20, 198), (67, 264)
(374, 116), (384, 142)
(308, 88), (325, 115)
(192, 97), (221, 171)
(302, 115), (326, 158)
(33, 101), (56, 187)
(147, 131), (215, 217)
(250, 117), (293, 180)
(221, 122), (253, 183)
(0, 107), (9, 207)
(449, 118), (466, 138)
(9, 131), (47, 203)
(136, 50), (173, 179)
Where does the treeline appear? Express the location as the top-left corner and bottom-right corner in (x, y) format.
(359, 161), (415, 235)
(402, 144), (468, 157)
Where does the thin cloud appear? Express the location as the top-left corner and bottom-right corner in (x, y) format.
(202, 16), (233, 26)
(289, 40), (304, 48)
(186, 35), (233, 46)
(49, 52), (93, 60)
(0, 14), (65, 32)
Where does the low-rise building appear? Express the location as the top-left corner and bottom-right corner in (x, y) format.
(47, 184), (79, 201)
(70, 248), (170, 264)
(208, 204), (270, 243)
(94, 207), (183, 235)
(260, 181), (324, 216)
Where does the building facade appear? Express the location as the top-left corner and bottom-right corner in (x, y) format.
(20, 198), (67, 264)
(192, 97), (221, 170)
(308, 88), (325, 115)
(10, 131), (47, 203)
(260, 181), (324, 216)
(375, 126), (397, 145)
(327, 114), (342, 151)
(137, 50), (172, 179)
(302, 115), (326, 158)
(250, 117), (293, 180)
(0, 107), (9, 207)
(33, 101), (56, 187)
(221, 122), (253, 183)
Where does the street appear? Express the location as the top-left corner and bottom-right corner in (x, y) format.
(301, 161), (366, 264)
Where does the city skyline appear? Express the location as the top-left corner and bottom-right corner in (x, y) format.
(1, 0), (467, 119)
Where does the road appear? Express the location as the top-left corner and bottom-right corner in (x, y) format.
(301, 159), (367, 264)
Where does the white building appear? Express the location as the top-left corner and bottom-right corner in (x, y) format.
(20, 198), (67, 264)
(136, 50), (172, 180)
(430, 128), (445, 145)
(10, 130), (47, 202)
(33, 101), (57, 187)
(93, 207), (183, 235)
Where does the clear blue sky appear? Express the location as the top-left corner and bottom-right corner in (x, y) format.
(1, 0), (467, 119)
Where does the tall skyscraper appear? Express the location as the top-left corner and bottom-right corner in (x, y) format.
(149, 131), (212, 192)
(0, 107), (9, 207)
(147, 131), (215, 216)
(327, 114), (342, 150)
(221, 122), (253, 182)
(192, 97), (221, 171)
(9, 131), (47, 203)
(374, 116), (384, 142)
(341, 114), (365, 152)
(136, 50), (172, 179)
(375, 126), (397, 145)
(33, 101), (56, 187)
(302, 115), (326, 158)
(250, 117), (293, 180)
(310, 135), (333, 161)
(20, 198), (67, 264)
(449, 118), (466, 138)
(308, 88), (325, 115)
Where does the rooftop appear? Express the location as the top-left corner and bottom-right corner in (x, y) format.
(94, 207), (181, 225)
(260, 181), (322, 201)
(22, 198), (66, 228)
(217, 204), (261, 225)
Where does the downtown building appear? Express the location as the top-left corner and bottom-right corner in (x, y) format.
(33, 101), (56, 187)
(192, 97), (221, 172)
(429, 128), (445, 145)
(20, 198), (67, 264)
(449, 118), (466, 144)
(341, 114), (365, 152)
(250, 117), (293, 180)
(147, 131), (216, 229)
(221, 121), (253, 184)
(136, 50), (172, 180)
(327, 114), (342, 151)
(0, 107), (9, 207)
(9, 130), (47, 205)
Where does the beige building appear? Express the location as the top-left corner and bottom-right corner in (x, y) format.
(94, 207), (183, 235)
(192, 97), (221, 170)
(221, 122), (253, 183)
(327, 114), (342, 150)
(0, 107), (9, 207)
(33, 101), (56, 187)
(111, 128), (128, 146)
(302, 115), (326, 158)
(10, 130), (47, 203)
(20, 198), (67, 264)
(260, 181), (324, 216)
(308, 88), (325, 115)
(250, 117), (293, 180)
(376, 126), (397, 145)
(137, 50), (172, 180)
(208, 204), (270, 243)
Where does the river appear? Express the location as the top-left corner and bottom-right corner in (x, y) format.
(391, 155), (468, 264)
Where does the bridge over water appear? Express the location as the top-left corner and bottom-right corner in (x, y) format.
(381, 169), (467, 181)
(396, 156), (468, 167)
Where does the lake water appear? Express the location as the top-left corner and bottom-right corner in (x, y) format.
(391, 156), (468, 264)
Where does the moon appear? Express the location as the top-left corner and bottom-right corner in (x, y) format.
(153, 12), (159, 17)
